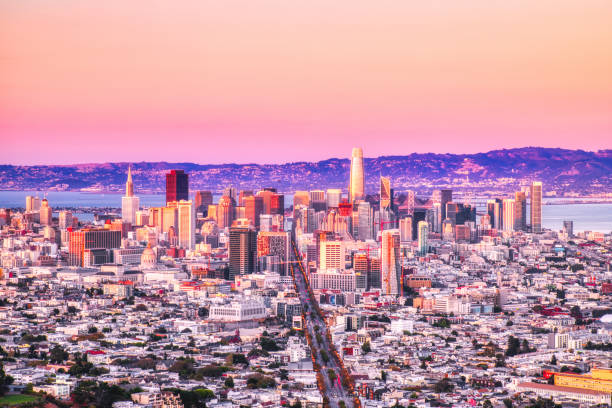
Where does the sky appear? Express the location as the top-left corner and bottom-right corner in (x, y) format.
(1, 0), (611, 165)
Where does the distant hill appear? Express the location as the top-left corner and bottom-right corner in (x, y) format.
(1, 147), (611, 194)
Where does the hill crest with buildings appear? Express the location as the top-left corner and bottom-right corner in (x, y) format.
(1, 147), (611, 195)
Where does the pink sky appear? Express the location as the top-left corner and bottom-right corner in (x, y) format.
(1, 0), (611, 165)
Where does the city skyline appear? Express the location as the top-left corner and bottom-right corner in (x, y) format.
(1, 2), (612, 407)
(2, 1), (612, 165)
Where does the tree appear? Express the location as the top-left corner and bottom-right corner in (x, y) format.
(433, 378), (454, 393)
(224, 377), (234, 388)
(550, 354), (557, 365)
(381, 370), (387, 382)
(226, 353), (248, 366)
(361, 341), (371, 354)
(521, 339), (532, 353)
(503, 398), (513, 408)
(197, 307), (209, 318)
(49, 345), (68, 363)
(246, 373), (276, 389)
(506, 336), (521, 357)
(163, 388), (215, 408)
(260, 336), (280, 351)
(71, 381), (131, 408)
(570, 305), (582, 319)
(0, 362), (14, 396)
(483, 400), (493, 408)
(432, 318), (451, 328)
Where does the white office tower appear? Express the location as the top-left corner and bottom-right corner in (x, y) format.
(326, 189), (342, 208)
(399, 217), (413, 242)
(381, 229), (400, 295)
(502, 198), (516, 232)
(319, 241), (345, 271)
(349, 147), (365, 203)
(121, 166), (140, 225)
(417, 221), (428, 256)
(177, 200), (195, 250)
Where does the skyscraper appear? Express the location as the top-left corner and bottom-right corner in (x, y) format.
(324, 189), (341, 209)
(380, 176), (391, 211)
(514, 191), (527, 231)
(194, 191), (213, 215)
(502, 198), (515, 232)
(257, 231), (291, 275)
(381, 229), (400, 295)
(270, 193), (285, 215)
(223, 186), (237, 202)
(217, 195), (235, 229)
(293, 191), (310, 207)
(357, 201), (372, 241)
(530, 181), (542, 233)
(399, 216), (413, 242)
(244, 195), (263, 227)
(445, 202), (459, 226)
(58, 210), (73, 230)
(349, 147), (365, 203)
(159, 206), (178, 234)
(256, 190), (274, 214)
(487, 199), (503, 230)
(309, 190), (326, 212)
(417, 221), (428, 256)
(238, 190), (254, 206)
(122, 166), (140, 225)
(563, 220), (574, 237)
(433, 189), (452, 221)
(177, 200), (195, 249)
(25, 196), (41, 212)
(39, 198), (52, 225)
(165, 170), (188, 205)
(229, 226), (257, 278)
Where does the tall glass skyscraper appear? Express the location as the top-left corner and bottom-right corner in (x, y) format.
(349, 147), (365, 203)
(514, 191), (527, 231)
(530, 181), (542, 233)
